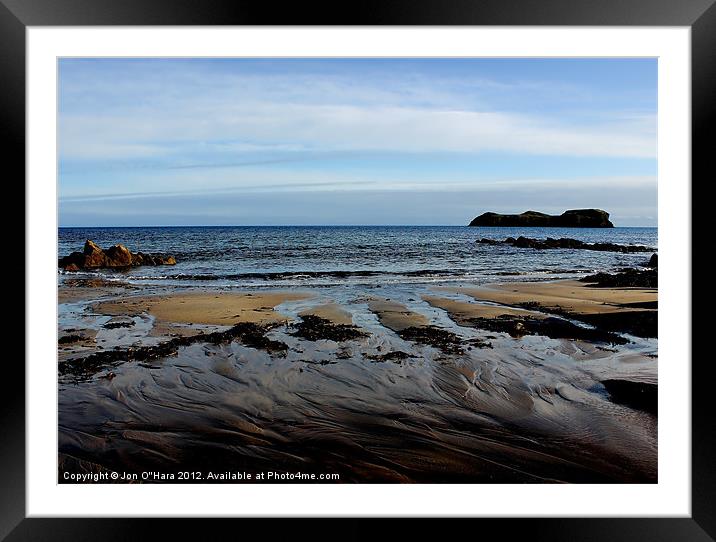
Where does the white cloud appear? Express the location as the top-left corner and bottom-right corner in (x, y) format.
(59, 103), (656, 161)
(59, 63), (656, 162)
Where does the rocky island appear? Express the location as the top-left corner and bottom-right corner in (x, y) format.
(469, 209), (614, 228)
(59, 240), (176, 271)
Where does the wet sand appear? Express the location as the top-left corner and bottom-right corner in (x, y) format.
(367, 298), (429, 331)
(94, 290), (311, 325)
(445, 280), (657, 315)
(58, 279), (658, 484)
(423, 294), (545, 323)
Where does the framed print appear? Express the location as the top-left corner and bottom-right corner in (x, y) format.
(5, 0), (712, 539)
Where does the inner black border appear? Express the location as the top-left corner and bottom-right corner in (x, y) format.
(4, 0), (711, 540)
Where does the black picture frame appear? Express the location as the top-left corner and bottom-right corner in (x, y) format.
(4, 0), (711, 539)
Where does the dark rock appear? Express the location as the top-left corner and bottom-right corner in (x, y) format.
(58, 251), (86, 269)
(575, 311), (657, 339)
(132, 252), (148, 265)
(466, 315), (628, 345)
(581, 268), (657, 288)
(601, 379), (657, 414)
(476, 238), (502, 245)
(516, 298), (656, 338)
(58, 240), (177, 270)
(469, 209), (614, 228)
(517, 299), (657, 338)
(648, 253), (658, 267)
(476, 236), (653, 253)
(559, 209), (614, 227)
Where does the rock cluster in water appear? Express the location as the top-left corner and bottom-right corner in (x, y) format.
(469, 209), (614, 228)
(476, 236), (653, 253)
(59, 240), (176, 271)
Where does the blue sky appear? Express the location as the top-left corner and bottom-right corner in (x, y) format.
(58, 58), (657, 226)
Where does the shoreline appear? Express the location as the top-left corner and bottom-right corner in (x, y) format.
(58, 274), (658, 483)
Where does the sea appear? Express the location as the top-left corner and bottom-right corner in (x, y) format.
(58, 226), (657, 289)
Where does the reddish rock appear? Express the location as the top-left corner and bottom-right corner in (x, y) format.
(58, 240), (176, 270)
(105, 244), (133, 267)
(82, 239), (107, 267)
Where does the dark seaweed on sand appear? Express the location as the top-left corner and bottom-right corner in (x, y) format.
(397, 326), (466, 355)
(59, 322), (287, 380)
(367, 351), (413, 363)
(102, 321), (135, 329)
(289, 315), (367, 342)
(58, 334), (88, 344)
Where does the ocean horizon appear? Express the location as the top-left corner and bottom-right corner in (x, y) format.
(59, 225), (657, 290)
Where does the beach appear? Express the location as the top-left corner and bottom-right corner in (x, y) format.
(52, 57), (663, 499)
(58, 245), (658, 483)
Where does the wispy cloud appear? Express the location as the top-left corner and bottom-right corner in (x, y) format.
(60, 174), (656, 202)
(59, 59), (657, 163)
(58, 58), (658, 226)
(60, 105), (656, 162)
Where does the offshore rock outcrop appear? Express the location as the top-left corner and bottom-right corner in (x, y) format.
(469, 209), (614, 228)
(476, 236), (653, 253)
(59, 240), (176, 271)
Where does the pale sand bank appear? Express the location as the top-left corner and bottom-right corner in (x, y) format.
(367, 298), (428, 331)
(422, 295), (545, 324)
(94, 291), (311, 326)
(442, 280), (657, 316)
(299, 303), (354, 326)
